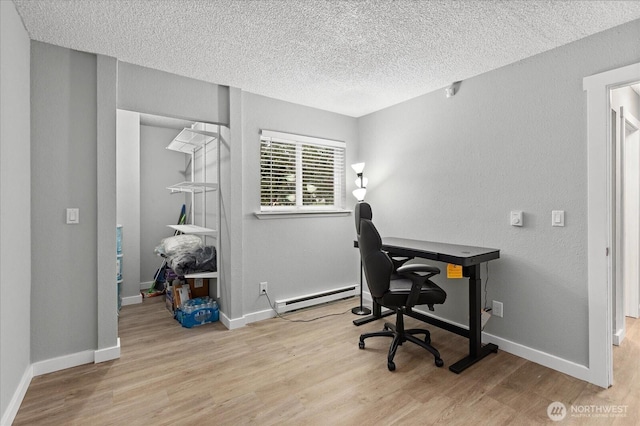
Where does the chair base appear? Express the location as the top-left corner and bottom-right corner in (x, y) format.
(358, 309), (443, 371)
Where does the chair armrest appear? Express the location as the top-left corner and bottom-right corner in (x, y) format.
(396, 264), (441, 307)
(396, 264), (440, 275)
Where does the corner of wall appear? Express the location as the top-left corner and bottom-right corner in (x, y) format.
(0, 366), (33, 426)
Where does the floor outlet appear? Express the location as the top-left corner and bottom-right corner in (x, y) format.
(492, 300), (503, 318)
(259, 282), (268, 295)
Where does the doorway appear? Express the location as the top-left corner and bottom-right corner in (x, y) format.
(584, 62), (639, 388)
(611, 86), (640, 347)
(116, 110), (223, 305)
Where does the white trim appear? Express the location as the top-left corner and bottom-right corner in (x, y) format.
(94, 337), (121, 363)
(121, 293), (142, 306)
(32, 350), (95, 376)
(219, 310), (243, 330)
(219, 308), (276, 330)
(613, 327), (626, 346)
(260, 129), (345, 149)
(222, 292), (594, 382)
(364, 293), (594, 383)
(481, 332), (590, 383)
(254, 209), (351, 219)
(584, 62), (640, 388)
(30, 340), (122, 378)
(622, 111), (640, 319)
(140, 280), (153, 290)
(245, 308), (277, 324)
(1, 365), (33, 426)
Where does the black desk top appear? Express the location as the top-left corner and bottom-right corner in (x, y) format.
(380, 237), (500, 267)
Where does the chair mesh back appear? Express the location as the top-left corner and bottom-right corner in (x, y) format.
(358, 219), (392, 299)
(354, 202), (372, 236)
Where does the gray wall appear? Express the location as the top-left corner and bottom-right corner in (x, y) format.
(30, 41), (98, 362)
(26, 41), (229, 376)
(240, 92), (361, 315)
(221, 90), (241, 318)
(140, 125), (184, 283)
(96, 55), (118, 351)
(118, 62), (230, 125)
(358, 19), (640, 366)
(0, 1), (31, 419)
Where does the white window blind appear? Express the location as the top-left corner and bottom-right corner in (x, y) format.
(260, 130), (346, 212)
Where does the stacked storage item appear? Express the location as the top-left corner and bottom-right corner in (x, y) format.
(117, 225), (123, 311)
(175, 296), (219, 328)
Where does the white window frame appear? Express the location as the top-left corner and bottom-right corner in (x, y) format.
(258, 130), (347, 216)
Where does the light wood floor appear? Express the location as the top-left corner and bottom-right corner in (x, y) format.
(13, 297), (640, 425)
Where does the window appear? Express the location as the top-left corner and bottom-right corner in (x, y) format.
(260, 130), (346, 212)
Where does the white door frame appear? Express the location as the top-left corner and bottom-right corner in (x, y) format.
(622, 110), (640, 319)
(584, 62), (640, 388)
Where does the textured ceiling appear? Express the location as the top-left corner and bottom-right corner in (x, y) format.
(12, 0), (640, 117)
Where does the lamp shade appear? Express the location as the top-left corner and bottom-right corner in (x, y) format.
(352, 188), (367, 202)
(351, 162), (365, 174)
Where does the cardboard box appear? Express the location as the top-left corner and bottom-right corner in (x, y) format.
(186, 278), (209, 298)
(173, 283), (191, 309)
(164, 286), (174, 313)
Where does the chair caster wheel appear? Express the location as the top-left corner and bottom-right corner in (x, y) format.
(387, 361), (396, 371)
(359, 341), (365, 349)
(435, 358), (444, 367)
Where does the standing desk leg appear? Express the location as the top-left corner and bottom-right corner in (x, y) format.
(449, 264), (498, 373)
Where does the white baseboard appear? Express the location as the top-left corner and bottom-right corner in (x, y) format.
(31, 338), (122, 378)
(481, 332), (590, 383)
(3, 341), (122, 424)
(170, 287), (596, 385)
(95, 338), (121, 363)
(245, 308), (276, 324)
(140, 280), (154, 290)
(613, 327), (625, 346)
(219, 308), (275, 330)
(121, 294), (142, 306)
(218, 310), (237, 329)
(32, 350), (95, 376)
(1, 365), (33, 426)
(366, 293), (591, 384)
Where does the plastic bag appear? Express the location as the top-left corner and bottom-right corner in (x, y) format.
(155, 234), (203, 257)
(169, 246), (217, 276)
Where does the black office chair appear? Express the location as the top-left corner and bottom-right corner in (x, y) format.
(355, 202), (411, 276)
(357, 218), (447, 370)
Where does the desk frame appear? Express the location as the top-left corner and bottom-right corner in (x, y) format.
(353, 237), (500, 374)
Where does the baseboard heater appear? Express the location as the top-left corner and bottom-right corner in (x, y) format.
(275, 285), (358, 314)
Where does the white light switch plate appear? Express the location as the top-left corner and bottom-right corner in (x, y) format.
(552, 210), (565, 227)
(66, 208), (79, 224)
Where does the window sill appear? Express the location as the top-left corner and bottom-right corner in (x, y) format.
(254, 209), (352, 220)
